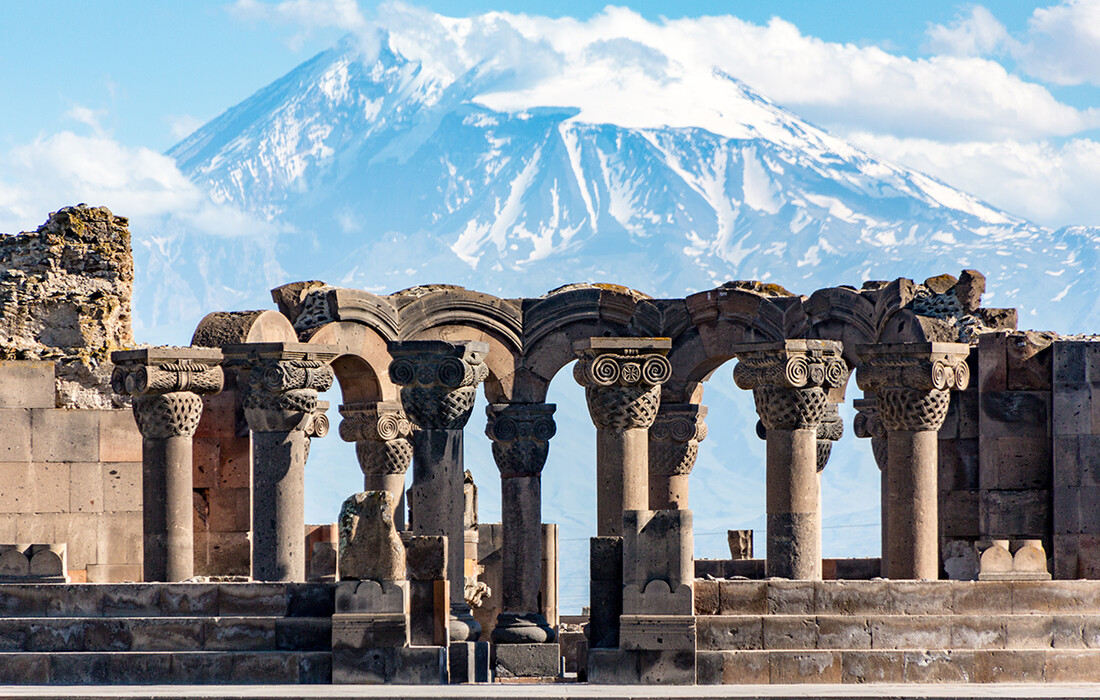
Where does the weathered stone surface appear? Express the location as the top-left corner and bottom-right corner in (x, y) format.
(0, 206), (134, 409)
(338, 491), (405, 582)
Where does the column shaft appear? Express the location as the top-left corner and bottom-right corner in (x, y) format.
(765, 427), (821, 580)
(410, 429), (466, 619)
(501, 475), (541, 612)
(596, 427), (649, 536)
(142, 436), (195, 581)
(252, 430), (309, 582)
(366, 472), (407, 531)
(885, 429), (939, 579)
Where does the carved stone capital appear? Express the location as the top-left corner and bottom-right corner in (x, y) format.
(485, 403), (557, 478)
(388, 340), (489, 430)
(815, 403), (843, 473)
(339, 401), (414, 476)
(649, 403), (708, 477)
(852, 397), (888, 471)
(753, 386), (828, 431)
(573, 337), (672, 431)
(855, 343), (970, 433)
(732, 340), (848, 393)
(223, 343), (337, 434)
(111, 347), (225, 440)
(855, 342), (971, 394)
(133, 392), (205, 439)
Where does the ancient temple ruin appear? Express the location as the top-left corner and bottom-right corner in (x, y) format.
(0, 205), (1099, 685)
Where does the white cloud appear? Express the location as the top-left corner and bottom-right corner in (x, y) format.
(0, 130), (284, 239)
(1017, 0), (1100, 86)
(362, 6), (1098, 143)
(925, 5), (1011, 57)
(230, 0), (376, 51)
(168, 115), (203, 140)
(849, 132), (1100, 227)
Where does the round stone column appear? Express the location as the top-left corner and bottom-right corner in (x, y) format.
(224, 342), (337, 582)
(486, 402), (557, 644)
(648, 403), (707, 510)
(339, 401), (414, 530)
(853, 397), (889, 574)
(733, 340), (848, 580)
(112, 348), (224, 582)
(573, 338), (672, 536)
(388, 340), (489, 642)
(856, 342), (970, 580)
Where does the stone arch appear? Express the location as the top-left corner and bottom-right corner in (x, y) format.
(191, 309), (297, 347)
(804, 286), (877, 371)
(520, 284), (650, 403)
(307, 320), (392, 404)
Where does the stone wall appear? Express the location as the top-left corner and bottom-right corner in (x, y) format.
(0, 206), (134, 409)
(0, 361), (142, 581)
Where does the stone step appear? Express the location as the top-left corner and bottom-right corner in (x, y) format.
(696, 648), (1100, 684)
(0, 582), (336, 618)
(695, 579), (1100, 616)
(0, 651), (331, 684)
(0, 617), (331, 653)
(698, 613), (1100, 651)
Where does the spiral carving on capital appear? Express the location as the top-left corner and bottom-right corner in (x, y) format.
(485, 403), (556, 478)
(855, 355), (970, 394)
(133, 392), (205, 439)
(388, 346), (489, 430)
(876, 387), (952, 432)
(815, 404), (843, 473)
(852, 400), (888, 470)
(649, 405), (707, 476)
(340, 402), (415, 476)
(112, 362), (224, 398)
(733, 346), (848, 393)
(573, 352), (673, 390)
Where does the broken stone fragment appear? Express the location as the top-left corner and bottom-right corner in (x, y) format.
(338, 490), (406, 581)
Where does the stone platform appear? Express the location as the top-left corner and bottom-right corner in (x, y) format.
(692, 579), (1100, 684)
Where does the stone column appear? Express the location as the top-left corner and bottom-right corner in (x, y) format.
(112, 348), (224, 582)
(573, 338), (672, 536)
(224, 342), (336, 582)
(856, 342), (970, 580)
(485, 402), (557, 644)
(733, 340), (848, 580)
(853, 397), (889, 574)
(339, 401), (414, 530)
(648, 404), (707, 510)
(388, 340), (488, 642)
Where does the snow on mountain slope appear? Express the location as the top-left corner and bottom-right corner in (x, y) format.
(149, 18), (1100, 611)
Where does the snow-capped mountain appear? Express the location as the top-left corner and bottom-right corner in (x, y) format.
(146, 22), (1100, 611)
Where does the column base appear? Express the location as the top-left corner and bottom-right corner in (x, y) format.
(491, 642), (562, 679)
(587, 648), (696, 685)
(449, 605), (482, 642)
(491, 611), (556, 644)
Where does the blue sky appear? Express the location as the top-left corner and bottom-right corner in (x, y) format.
(2, 1), (1100, 231)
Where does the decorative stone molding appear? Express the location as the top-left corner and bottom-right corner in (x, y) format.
(852, 397), (888, 470)
(649, 403), (708, 477)
(485, 403), (557, 478)
(573, 337), (672, 431)
(732, 340), (847, 431)
(223, 342), (337, 433)
(387, 340), (489, 430)
(339, 401), (415, 476)
(112, 347), (225, 439)
(855, 342), (970, 432)
(815, 403), (843, 472)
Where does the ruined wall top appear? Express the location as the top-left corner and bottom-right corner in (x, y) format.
(0, 205), (134, 407)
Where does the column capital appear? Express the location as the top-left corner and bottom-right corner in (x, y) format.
(573, 337), (672, 431)
(649, 403), (707, 477)
(815, 403), (843, 472)
(733, 340), (847, 431)
(485, 402), (557, 478)
(339, 400), (414, 476)
(855, 343), (970, 432)
(223, 342), (337, 433)
(852, 397), (888, 471)
(112, 347), (224, 439)
(388, 340), (489, 430)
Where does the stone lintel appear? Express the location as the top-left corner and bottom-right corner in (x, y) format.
(573, 337), (671, 354)
(112, 346), (224, 366)
(855, 341), (971, 362)
(728, 338), (843, 356)
(222, 341), (339, 363)
(387, 339), (489, 364)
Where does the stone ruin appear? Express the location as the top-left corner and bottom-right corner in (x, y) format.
(0, 205), (1099, 685)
